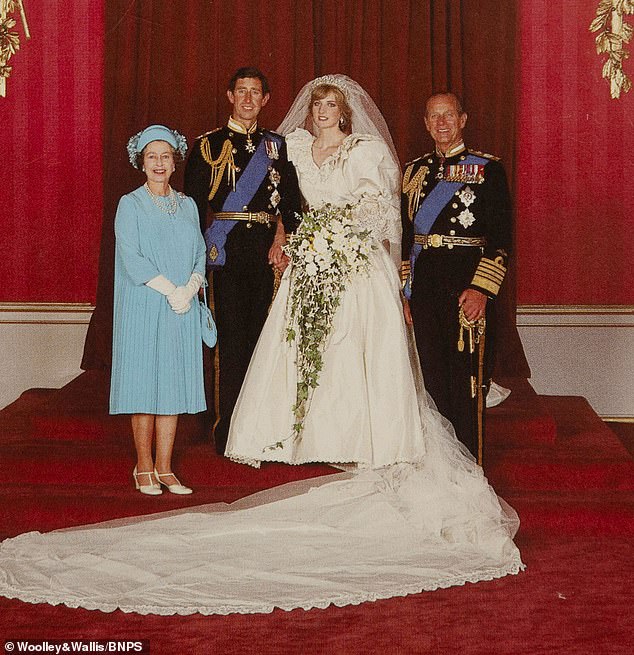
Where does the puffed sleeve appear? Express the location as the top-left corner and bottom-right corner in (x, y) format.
(343, 136), (402, 265)
(114, 195), (161, 285)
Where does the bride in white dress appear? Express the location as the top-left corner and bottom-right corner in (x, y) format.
(226, 77), (417, 468)
(0, 76), (523, 616)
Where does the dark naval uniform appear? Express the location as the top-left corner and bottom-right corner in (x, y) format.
(401, 142), (511, 460)
(184, 118), (301, 454)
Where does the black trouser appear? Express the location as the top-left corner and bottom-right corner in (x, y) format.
(211, 224), (274, 454)
(410, 253), (495, 458)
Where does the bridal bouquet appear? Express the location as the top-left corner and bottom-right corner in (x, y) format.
(273, 204), (375, 447)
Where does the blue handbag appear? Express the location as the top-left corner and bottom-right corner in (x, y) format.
(199, 284), (217, 348)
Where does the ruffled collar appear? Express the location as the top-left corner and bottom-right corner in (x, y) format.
(286, 128), (376, 178)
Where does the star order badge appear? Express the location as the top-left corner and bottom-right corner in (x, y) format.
(457, 209), (476, 228)
(458, 186), (476, 207)
(269, 168), (281, 185)
(270, 190), (281, 208)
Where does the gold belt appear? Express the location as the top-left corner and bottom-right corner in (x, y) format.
(213, 211), (276, 225)
(415, 234), (487, 249)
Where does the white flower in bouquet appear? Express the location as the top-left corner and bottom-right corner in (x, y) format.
(313, 233), (329, 255)
(305, 261), (319, 277)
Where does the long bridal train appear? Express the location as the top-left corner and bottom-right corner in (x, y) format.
(0, 337), (523, 616)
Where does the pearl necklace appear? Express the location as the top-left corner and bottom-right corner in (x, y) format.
(144, 183), (178, 215)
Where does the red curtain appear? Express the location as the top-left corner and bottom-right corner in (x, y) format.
(83, 0), (528, 376)
(0, 0), (103, 303)
(516, 0), (634, 304)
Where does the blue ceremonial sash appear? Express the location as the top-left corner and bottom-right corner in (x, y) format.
(403, 154), (488, 299)
(204, 133), (281, 269)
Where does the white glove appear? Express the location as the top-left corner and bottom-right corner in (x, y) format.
(145, 274), (176, 296)
(167, 272), (204, 313)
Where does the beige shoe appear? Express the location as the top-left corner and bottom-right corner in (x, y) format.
(133, 466), (162, 495)
(154, 469), (193, 495)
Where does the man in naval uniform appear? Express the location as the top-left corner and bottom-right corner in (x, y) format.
(401, 92), (512, 462)
(184, 67), (301, 454)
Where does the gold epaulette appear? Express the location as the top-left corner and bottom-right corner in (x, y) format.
(402, 160), (430, 221)
(468, 149), (501, 161)
(200, 134), (236, 201)
(471, 256), (507, 297)
(195, 126), (223, 140)
(405, 153), (432, 167)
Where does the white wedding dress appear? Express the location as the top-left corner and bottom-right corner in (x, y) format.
(0, 130), (524, 616)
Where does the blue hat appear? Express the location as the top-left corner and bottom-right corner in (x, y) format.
(137, 124), (178, 150)
(126, 124), (188, 169)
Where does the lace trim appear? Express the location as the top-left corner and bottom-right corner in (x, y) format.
(352, 195), (401, 244)
(286, 128), (378, 181)
(0, 559), (525, 616)
(225, 451), (427, 471)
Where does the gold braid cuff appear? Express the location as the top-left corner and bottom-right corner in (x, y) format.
(471, 256), (507, 297)
(200, 137), (236, 201)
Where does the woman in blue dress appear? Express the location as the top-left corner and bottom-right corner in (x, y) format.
(110, 125), (207, 495)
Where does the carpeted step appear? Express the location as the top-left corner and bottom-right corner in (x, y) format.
(539, 395), (618, 442)
(505, 490), (634, 537)
(487, 379), (557, 448)
(0, 485), (267, 540)
(24, 371), (212, 444)
(0, 388), (57, 440)
(486, 405), (634, 492)
(30, 411), (209, 444)
(0, 441), (335, 489)
(0, 388), (55, 419)
(4, 487), (633, 543)
(489, 456), (634, 492)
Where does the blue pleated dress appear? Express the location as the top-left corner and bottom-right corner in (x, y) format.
(109, 185), (207, 415)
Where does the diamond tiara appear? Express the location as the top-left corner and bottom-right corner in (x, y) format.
(310, 74), (351, 97)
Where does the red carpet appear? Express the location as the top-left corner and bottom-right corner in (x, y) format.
(1, 372), (633, 654)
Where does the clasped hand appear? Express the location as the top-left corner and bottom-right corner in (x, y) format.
(167, 273), (204, 314)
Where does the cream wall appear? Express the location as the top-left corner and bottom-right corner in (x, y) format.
(516, 307), (634, 419)
(0, 304), (92, 410)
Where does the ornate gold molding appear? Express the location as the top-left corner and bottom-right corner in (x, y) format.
(590, 0), (634, 99)
(0, 0), (30, 97)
